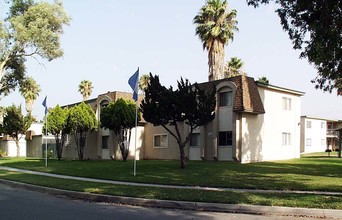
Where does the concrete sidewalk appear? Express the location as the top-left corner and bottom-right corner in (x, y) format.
(1, 166), (342, 219)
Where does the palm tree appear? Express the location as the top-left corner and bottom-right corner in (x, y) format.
(19, 76), (41, 114)
(194, 0), (238, 81)
(224, 57), (245, 78)
(139, 74), (150, 93)
(257, 76), (270, 85)
(78, 80), (93, 101)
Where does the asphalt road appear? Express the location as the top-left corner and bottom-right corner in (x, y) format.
(0, 183), (321, 220)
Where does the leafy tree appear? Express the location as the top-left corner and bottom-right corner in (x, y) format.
(0, 56), (25, 97)
(224, 57), (245, 78)
(257, 76), (270, 85)
(0, 0), (70, 97)
(194, 0), (238, 81)
(44, 105), (68, 160)
(246, 0), (342, 92)
(66, 102), (97, 160)
(78, 80), (93, 101)
(100, 98), (140, 161)
(141, 74), (216, 168)
(1, 104), (33, 156)
(19, 76), (41, 114)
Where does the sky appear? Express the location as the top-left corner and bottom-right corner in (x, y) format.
(1, 0), (342, 121)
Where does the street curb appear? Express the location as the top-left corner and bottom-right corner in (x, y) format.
(1, 179), (342, 219)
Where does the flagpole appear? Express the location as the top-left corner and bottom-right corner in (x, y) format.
(128, 67), (139, 177)
(42, 96), (48, 167)
(133, 67), (139, 177)
(45, 114), (48, 167)
(133, 101), (138, 176)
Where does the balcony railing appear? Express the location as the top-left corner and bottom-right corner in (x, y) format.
(327, 129), (339, 137)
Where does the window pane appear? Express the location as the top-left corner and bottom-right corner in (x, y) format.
(219, 91), (232, 107)
(282, 98), (286, 110)
(288, 99), (292, 110)
(306, 121), (311, 128)
(154, 136), (161, 147)
(190, 133), (200, 146)
(102, 136), (109, 149)
(282, 133), (291, 146)
(219, 131), (232, 146)
(154, 135), (168, 148)
(282, 97), (292, 110)
(306, 138), (311, 146)
(161, 135), (168, 147)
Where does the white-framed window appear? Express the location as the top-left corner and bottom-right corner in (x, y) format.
(321, 139), (326, 146)
(153, 134), (168, 148)
(306, 121), (312, 128)
(282, 133), (291, 146)
(282, 97), (292, 111)
(219, 131), (233, 146)
(306, 138), (312, 146)
(190, 133), (200, 147)
(321, 122), (325, 129)
(219, 91), (233, 107)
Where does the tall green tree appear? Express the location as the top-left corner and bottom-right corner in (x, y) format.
(194, 0), (238, 81)
(19, 76), (41, 114)
(247, 0), (342, 92)
(141, 74), (216, 169)
(224, 57), (245, 78)
(44, 105), (68, 160)
(65, 102), (97, 160)
(100, 98), (140, 161)
(78, 80), (93, 101)
(1, 104), (33, 156)
(0, 0), (70, 97)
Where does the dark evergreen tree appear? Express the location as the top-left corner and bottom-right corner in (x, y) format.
(141, 74), (216, 168)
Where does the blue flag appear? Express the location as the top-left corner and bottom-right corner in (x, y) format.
(128, 69), (139, 102)
(42, 96), (48, 115)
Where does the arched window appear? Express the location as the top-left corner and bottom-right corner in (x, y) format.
(219, 88), (233, 107)
(100, 100), (109, 109)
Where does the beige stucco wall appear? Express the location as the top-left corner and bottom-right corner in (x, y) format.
(83, 131), (98, 159)
(143, 123), (188, 160)
(64, 133), (98, 159)
(240, 87), (301, 163)
(27, 135), (43, 157)
(300, 117), (327, 153)
(63, 135), (79, 159)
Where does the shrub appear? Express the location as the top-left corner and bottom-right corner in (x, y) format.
(0, 149), (7, 157)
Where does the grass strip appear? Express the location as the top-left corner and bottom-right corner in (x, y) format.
(0, 170), (341, 210)
(1, 155), (341, 193)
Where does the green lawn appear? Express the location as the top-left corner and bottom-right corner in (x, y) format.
(0, 152), (341, 192)
(0, 152), (341, 209)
